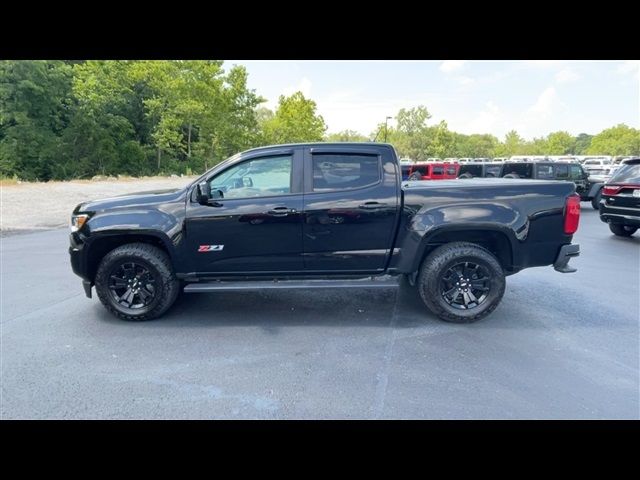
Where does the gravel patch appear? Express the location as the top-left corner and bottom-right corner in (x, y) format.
(1, 177), (196, 235)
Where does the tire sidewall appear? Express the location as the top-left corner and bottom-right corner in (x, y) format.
(591, 190), (601, 210)
(609, 224), (637, 237)
(419, 244), (506, 323)
(430, 254), (504, 320)
(95, 249), (174, 319)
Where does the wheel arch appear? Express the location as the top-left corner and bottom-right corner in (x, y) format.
(411, 226), (515, 275)
(84, 232), (174, 283)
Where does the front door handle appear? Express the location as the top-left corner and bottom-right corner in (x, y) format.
(359, 202), (386, 210)
(266, 206), (296, 217)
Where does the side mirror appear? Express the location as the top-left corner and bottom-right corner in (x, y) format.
(196, 181), (210, 205)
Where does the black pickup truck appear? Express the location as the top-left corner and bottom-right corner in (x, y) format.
(69, 143), (581, 324)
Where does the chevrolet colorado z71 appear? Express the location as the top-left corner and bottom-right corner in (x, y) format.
(69, 143), (581, 323)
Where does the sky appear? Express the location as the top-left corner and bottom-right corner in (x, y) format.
(226, 60), (639, 140)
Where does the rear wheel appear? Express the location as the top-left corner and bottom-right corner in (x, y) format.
(417, 242), (506, 323)
(609, 224), (638, 237)
(94, 243), (180, 321)
(591, 189), (602, 210)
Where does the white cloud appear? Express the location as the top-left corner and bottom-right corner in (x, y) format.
(440, 60), (465, 73)
(521, 60), (565, 69)
(281, 77), (313, 98)
(456, 75), (476, 86)
(617, 60), (639, 79)
(555, 67), (581, 84)
(460, 101), (503, 134)
(263, 76), (314, 110)
(528, 87), (558, 116)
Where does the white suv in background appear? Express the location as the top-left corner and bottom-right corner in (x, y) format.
(582, 157), (613, 174)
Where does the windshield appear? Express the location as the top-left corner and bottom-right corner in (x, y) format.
(609, 163), (640, 184)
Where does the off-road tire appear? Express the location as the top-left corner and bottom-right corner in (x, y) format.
(591, 189), (602, 210)
(609, 224), (637, 237)
(417, 242), (506, 323)
(94, 243), (180, 321)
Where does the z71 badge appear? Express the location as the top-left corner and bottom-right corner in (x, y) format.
(198, 245), (224, 252)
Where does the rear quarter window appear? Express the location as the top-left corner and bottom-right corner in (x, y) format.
(503, 164), (533, 178)
(610, 164), (640, 183)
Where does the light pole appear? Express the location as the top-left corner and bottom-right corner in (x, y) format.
(383, 116), (392, 142)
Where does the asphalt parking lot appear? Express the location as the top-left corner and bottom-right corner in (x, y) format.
(1, 207), (638, 419)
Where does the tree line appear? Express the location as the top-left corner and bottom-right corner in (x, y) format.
(1, 61), (638, 181)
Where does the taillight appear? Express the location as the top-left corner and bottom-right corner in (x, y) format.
(602, 185), (622, 196)
(564, 194), (580, 234)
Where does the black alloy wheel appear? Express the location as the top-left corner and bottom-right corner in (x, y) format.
(440, 261), (491, 310)
(108, 261), (157, 309)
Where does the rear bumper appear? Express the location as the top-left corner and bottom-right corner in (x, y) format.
(553, 244), (580, 273)
(599, 204), (640, 226)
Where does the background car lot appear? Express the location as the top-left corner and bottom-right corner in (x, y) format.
(1, 208), (638, 419)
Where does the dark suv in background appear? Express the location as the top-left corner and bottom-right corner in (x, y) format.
(599, 158), (640, 237)
(499, 162), (600, 206)
(458, 162), (503, 179)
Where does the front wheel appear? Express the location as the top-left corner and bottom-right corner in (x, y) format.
(94, 243), (180, 321)
(417, 242), (506, 323)
(609, 224), (638, 237)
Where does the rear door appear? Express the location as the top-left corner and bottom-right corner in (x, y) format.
(302, 147), (399, 273)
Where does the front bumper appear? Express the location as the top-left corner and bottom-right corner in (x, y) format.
(69, 233), (93, 297)
(553, 244), (580, 273)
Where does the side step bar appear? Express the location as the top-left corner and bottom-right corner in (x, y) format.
(183, 277), (400, 293)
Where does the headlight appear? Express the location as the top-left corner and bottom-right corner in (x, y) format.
(70, 214), (89, 232)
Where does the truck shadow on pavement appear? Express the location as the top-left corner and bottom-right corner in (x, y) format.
(91, 270), (638, 333)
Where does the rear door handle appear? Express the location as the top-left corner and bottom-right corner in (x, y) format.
(359, 202), (386, 209)
(266, 206), (296, 216)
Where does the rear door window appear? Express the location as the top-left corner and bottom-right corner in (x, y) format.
(535, 165), (554, 179)
(554, 164), (569, 179)
(569, 165), (584, 180)
(312, 153), (381, 191)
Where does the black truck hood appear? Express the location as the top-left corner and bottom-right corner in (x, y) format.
(74, 187), (187, 213)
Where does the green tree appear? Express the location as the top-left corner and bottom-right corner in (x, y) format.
(325, 129), (368, 142)
(545, 131), (576, 154)
(391, 106), (432, 160)
(574, 133), (593, 155)
(465, 133), (499, 158)
(428, 121), (456, 158)
(587, 124), (640, 155)
(496, 130), (526, 157)
(0, 61), (74, 180)
(262, 92), (327, 144)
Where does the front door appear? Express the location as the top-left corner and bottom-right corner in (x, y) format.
(185, 151), (304, 275)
